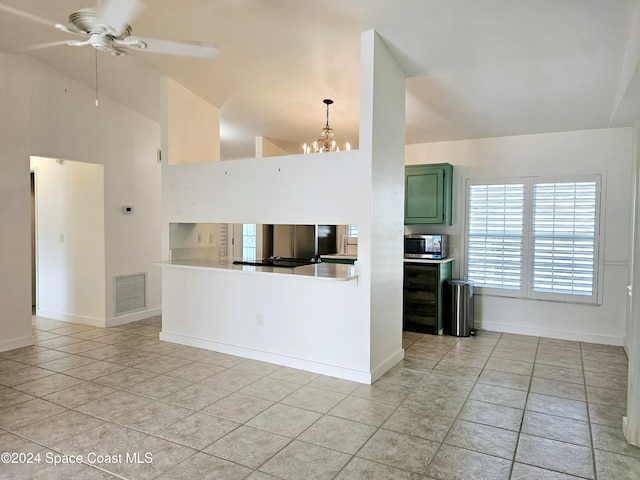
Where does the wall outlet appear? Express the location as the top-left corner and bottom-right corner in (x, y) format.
(256, 312), (264, 326)
(208, 232), (215, 243)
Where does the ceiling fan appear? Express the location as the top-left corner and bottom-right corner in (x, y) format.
(1, 0), (219, 58)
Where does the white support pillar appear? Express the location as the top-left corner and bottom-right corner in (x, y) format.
(625, 119), (640, 448)
(359, 30), (407, 381)
(621, 2), (640, 448)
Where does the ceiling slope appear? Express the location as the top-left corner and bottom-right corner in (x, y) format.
(0, 0), (637, 158)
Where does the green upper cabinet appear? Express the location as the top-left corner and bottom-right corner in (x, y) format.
(405, 163), (453, 225)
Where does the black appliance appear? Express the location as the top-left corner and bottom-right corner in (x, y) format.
(233, 256), (315, 269)
(234, 224), (336, 269)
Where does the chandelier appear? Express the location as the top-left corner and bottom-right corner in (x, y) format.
(303, 99), (351, 154)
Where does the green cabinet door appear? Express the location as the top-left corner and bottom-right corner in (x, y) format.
(404, 163), (453, 225)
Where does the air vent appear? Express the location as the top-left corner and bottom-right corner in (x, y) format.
(114, 273), (146, 316)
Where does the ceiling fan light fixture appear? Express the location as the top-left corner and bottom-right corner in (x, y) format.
(89, 33), (115, 52)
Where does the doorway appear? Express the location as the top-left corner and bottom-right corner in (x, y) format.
(30, 156), (105, 321)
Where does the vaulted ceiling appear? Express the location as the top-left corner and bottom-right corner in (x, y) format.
(0, 0), (637, 159)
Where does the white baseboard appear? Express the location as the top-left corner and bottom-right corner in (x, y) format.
(160, 331), (375, 384)
(106, 308), (162, 327)
(477, 321), (624, 346)
(36, 309), (106, 327)
(0, 335), (35, 352)
(36, 308), (162, 328)
(370, 349), (405, 384)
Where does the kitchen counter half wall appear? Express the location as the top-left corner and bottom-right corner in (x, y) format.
(158, 257), (391, 384)
(157, 257), (357, 281)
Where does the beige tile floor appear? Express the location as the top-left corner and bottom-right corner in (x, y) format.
(0, 315), (639, 479)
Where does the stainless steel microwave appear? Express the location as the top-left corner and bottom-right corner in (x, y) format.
(404, 234), (449, 259)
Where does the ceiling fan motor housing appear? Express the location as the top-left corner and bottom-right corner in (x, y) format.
(70, 8), (132, 38)
(68, 8), (133, 55)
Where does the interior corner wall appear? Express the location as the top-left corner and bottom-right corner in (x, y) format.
(256, 136), (289, 158)
(0, 53), (162, 338)
(161, 77), (220, 165)
(406, 127), (633, 344)
(359, 31), (406, 380)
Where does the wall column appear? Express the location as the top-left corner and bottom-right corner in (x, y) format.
(360, 30), (407, 380)
(625, 120), (640, 447)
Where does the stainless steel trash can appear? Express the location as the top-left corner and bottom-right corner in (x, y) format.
(445, 280), (475, 337)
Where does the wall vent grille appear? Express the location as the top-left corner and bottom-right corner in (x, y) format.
(114, 273), (146, 316)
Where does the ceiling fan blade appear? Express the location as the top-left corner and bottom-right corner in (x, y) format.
(26, 40), (87, 51)
(66, 39), (93, 47)
(96, 0), (146, 36)
(122, 37), (220, 58)
(0, 3), (57, 28)
(54, 23), (86, 36)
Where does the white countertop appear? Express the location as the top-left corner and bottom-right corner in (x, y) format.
(320, 254), (357, 261)
(156, 257), (357, 281)
(403, 257), (454, 264)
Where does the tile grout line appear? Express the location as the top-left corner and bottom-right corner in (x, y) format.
(582, 341), (599, 480)
(317, 332), (463, 479)
(325, 335), (430, 479)
(423, 334), (489, 476)
(399, 331), (508, 478)
(509, 335), (540, 480)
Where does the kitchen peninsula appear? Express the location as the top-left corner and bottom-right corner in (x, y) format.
(159, 31), (407, 384)
(159, 249), (369, 382)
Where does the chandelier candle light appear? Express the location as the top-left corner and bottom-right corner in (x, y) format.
(304, 99), (351, 154)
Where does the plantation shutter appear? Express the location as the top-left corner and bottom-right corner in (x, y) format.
(532, 181), (598, 296)
(467, 183), (525, 290)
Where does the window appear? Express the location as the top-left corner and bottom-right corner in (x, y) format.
(532, 181), (598, 297)
(348, 224), (359, 237)
(467, 183), (524, 290)
(466, 175), (602, 304)
(242, 224), (257, 260)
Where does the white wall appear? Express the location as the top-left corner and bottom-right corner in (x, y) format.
(406, 128), (634, 344)
(169, 222), (225, 262)
(161, 150), (374, 379)
(626, 119), (640, 446)
(31, 157), (105, 324)
(0, 53), (162, 348)
(161, 77), (220, 165)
